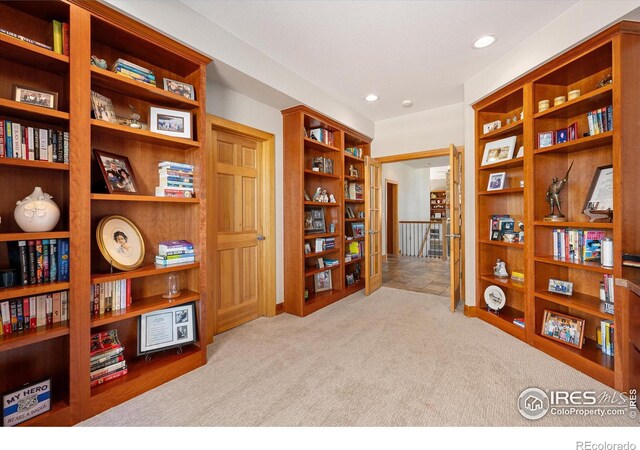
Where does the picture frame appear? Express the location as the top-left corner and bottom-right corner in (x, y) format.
(304, 207), (325, 233)
(162, 77), (195, 100)
(314, 270), (332, 293)
(96, 215), (145, 271)
(548, 278), (574, 296)
(482, 120), (501, 134)
(93, 149), (138, 194)
(2, 378), (51, 426)
(346, 273), (355, 286)
(13, 85), (58, 110)
(583, 165), (613, 212)
(516, 146), (524, 158)
(541, 309), (585, 349)
(138, 302), (197, 355)
(150, 106), (192, 139)
(481, 136), (517, 166)
(304, 242), (311, 254)
(555, 128), (568, 144)
(538, 131), (554, 149)
(90, 90), (117, 123)
(487, 172), (506, 191)
(351, 222), (365, 238)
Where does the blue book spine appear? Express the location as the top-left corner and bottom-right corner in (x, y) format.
(5, 120), (12, 158)
(58, 238), (69, 282)
(49, 239), (57, 283)
(607, 105), (613, 131)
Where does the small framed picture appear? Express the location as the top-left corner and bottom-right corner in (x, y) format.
(96, 215), (145, 271)
(163, 78), (195, 100)
(138, 302), (197, 355)
(502, 231), (518, 243)
(548, 278), (574, 296)
(482, 120), (501, 134)
(314, 270), (332, 293)
(490, 230), (501, 241)
(150, 106), (192, 139)
(346, 273), (355, 286)
(13, 85), (58, 110)
(516, 146), (524, 158)
(555, 128), (568, 144)
(93, 149), (138, 194)
(487, 172), (506, 191)
(481, 136), (517, 166)
(538, 131), (554, 148)
(351, 222), (365, 238)
(90, 91), (117, 123)
(304, 242), (311, 254)
(541, 309), (585, 349)
(2, 378), (51, 426)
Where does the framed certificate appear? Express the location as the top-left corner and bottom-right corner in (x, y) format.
(583, 165), (613, 212)
(138, 302), (197, 355)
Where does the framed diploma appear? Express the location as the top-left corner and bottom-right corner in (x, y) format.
(138, 302), (196, 355)
(583, 165), (613, 221)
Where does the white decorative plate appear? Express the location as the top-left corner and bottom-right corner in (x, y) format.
(484, 285), (506, 311)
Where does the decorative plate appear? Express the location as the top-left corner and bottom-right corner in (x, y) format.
(484, 285), (506, 311)
(96, 215), (145, 270)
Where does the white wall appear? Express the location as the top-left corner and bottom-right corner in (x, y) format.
(429, 166), (450, 192)
(206, 81), (285, 304)
(372, 102), (464, 156)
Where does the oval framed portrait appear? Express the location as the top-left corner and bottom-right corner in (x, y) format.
(96, 215), (145, 270)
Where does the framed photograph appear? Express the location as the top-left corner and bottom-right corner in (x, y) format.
(482, 120), (501, 134)
(501, 231), (518, 243)
(481, 136), (517, 166)
(541, 309), (585, 349)
(583, 165), (613, 212)
(304, 242), (311, 254)
(487, 172), (506, 191)
(2, 378), (51, 427)
(351, 222), (365, 238)
(304, 207), (325, 233)
(346, 273), (355, 286)
(314, 270), (332, 293)
(138, 302), (197, 355)
(490, 230), (501, 241)
(548, 278), (574, 296)
(538, 131), (554, 149)
(90, 91), (116, 123)
(555, 128), (568, 144)
(93, 149), (138, 194)
(150, 106), (192, 139)
(96, 215), (145, 270)
(163, 78), (195, 100)
(516, 146), (524, 158)
(13, 85), (58, 110)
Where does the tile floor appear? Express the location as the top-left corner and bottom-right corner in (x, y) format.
(382, 254), (451, 296)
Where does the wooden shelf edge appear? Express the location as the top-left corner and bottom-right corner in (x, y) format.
(0, 158), (69, 171)
(534, 255), (613, 273)
(478, 187), (524, 196)
(0, 231), (70, 242)
(0, 33), (69, 69)
(90, 119), (200, 149)
(304, 264), (341, 277)
(479, 275), (525, 292)
(303, 169), (340, 179)
(476, 307), (526, 341)
(478, 156), (524, 171)
(534, 131), (613, 155)
(91, 262), (200, 283)
(0, 282), (70, 301)
(0, 322), (69, 352)
(90, 193), (199, 203)
(479, 239), (524, 249)
(0, 98), (69, 121)
(303, 137), (339, 152)
(534, 291), (613, 319)
(533, 220), (613, 229)
(533, 84), (613, 119)
(478, 121), (523, 140)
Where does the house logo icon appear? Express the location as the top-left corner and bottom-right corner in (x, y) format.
(518, 388), (550, 420)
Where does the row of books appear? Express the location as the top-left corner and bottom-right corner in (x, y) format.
(345, 182), (363, 200)
(0, 291), (69, 335)
(552, 229), (605, 262)
(90, 329), (127, 387)
(601, 274), (615, 314)
(312, 156), (334, 174)
(313, 237), (335, 253)
(307, 128), (335, 147)
(110, 58), (156, 86)
(587, 105), (613, 136)
(0, 120), (70, 163)
(90, 279), (132, 316)
(156, 240), (195, 266)
(596, 320), (614, 356)
(345, 147), (363, 158)
(48, 20), (70, 56)
(8, 239), (70, 286)
(155, 160), (195, 198)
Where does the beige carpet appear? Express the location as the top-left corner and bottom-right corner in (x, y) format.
(79, 287), (639, 426)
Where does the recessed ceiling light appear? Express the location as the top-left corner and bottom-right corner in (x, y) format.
(402, 100), (413, 107)
(473, 34), (496, 49)
(365, 94), (379, 102)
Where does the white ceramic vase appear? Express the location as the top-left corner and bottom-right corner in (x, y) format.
(14, 187), (60, 232)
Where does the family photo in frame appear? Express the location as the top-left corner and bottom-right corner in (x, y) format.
(150, 106), (192, 139)
(94, 149), (138, 194)
(13, 85), (58, 110)
(541, 309), (585, 349)
(481, 136), (517, 166)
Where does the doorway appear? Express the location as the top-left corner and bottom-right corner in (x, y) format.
(206, 115), (276, 341)
(385, 180), (399, 256)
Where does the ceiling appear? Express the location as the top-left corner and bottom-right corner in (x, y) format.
(401, 155), (450, 169)
(182, 0), (579, 121)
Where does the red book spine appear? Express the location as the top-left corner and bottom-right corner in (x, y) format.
(62, 22), (70, 56)
(90, 367), (128, 387)
(126, 279), (131, 307)
(30, 297), (37, 328)
(22, 298), (30, 329)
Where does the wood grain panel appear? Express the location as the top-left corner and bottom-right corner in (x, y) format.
(243, 177), (256, 231)
(217, 173), (234, 233)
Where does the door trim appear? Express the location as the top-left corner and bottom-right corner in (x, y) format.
(385, 179), (399, 256)
(206, 115), (276, 341)
(375, 147), (450, 164)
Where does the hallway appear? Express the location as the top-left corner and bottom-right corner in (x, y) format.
(382, 254), (450, 296)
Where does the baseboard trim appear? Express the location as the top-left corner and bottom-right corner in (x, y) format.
(464, 305), (477, 317)
(276, 303), (284, 315)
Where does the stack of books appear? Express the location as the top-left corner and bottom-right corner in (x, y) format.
(90, 279), (132, 316)
(346, 182), (363, 200)
(0, 290), (69, 335)
(155, 240), (195, 266)
(90, 329), (127, 387)
(513, 318), (525, 329)
(155, 161), (194, 198)
(110, 58), (155, 85)
(323, 258), (339, 267)
(8, 239), (70, 287)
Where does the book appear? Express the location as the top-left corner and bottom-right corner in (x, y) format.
(158, 240), (194, 254)
(42, 240), (50, 282)
(35, 240), (43, 283)
(58, 239), (69, 281)
(90, 354), (124, 372)
(62, 22), (69, 56)
(27, 240), (36, 285)
(48, 20), (63, 54)
(155, 255), (196, 266)
(0, 27), (52, 50)
(90, 346), (124, 364)
(583, 230), (606, 261)
(90, 329), (122, 357)
(90, 360), (127, 380)
(8, 240), (28, 286)
(90, 366), (128, 387)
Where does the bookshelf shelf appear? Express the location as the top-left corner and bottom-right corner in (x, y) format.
(344, 175), (364, 182)
(91, 262), (200, 284)
(479, 275), (525, 292)
(344, 199), (364, 203)
(533, 221), (613, 229)
(478, 121), (523, 141)
(534, 291), (612, 320)
(344, 153), (364, 162)
(305, 249), (340, 259)
(477, 187), (524, 196)
(479, 239), (524, 249)
(0, 98), (69, 124)
(478, 156), (524, 171)
(0, 158), (69, 171)
(0, 321), (69, 353)
(534, 255), (613, 273)
(0, 32), (69, 72)
(534, 132), (613, 155)
(303, 137), (339, 153)
(304, 201), (342, 207)
(533, 84), (613, 120)
(477, 306), (526, 341)
(303, 169), (340, 179)
(0, 231), (70, 242)
(90, 193), (199, 203)
(0, 282), (70, 301)
(304, 264), (341, 277)
(91, 119), (200, 149)
(90, 290), (200, 327)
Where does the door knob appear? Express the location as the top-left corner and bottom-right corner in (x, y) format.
(257, 235), (265, 241)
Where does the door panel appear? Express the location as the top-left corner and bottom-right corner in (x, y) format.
(365, 156), (383, 295)
(449, 144), (464, 312)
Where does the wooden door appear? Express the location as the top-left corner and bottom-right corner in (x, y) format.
(365, 156), (383, 295)
(448, 144), (464, 312)
(212, 129), (261, 333)
(386, 180), (399, 255)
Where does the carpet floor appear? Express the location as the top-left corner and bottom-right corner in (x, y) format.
(79, 287), (639, 426)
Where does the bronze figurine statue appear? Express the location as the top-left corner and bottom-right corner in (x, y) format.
(544, 161), (573, 221)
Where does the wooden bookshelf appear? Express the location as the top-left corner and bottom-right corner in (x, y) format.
(473, 22), (640, 390)
(282, 105), (371, 316)
(0, 0), (210, 426)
